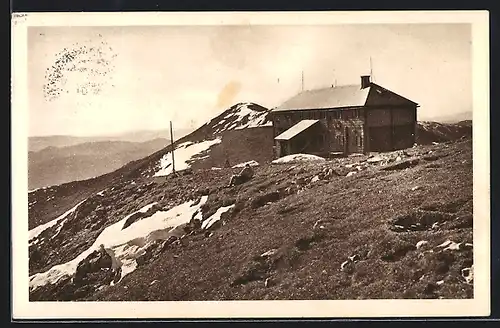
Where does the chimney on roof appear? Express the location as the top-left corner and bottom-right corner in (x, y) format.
(361, 75), (371, 89)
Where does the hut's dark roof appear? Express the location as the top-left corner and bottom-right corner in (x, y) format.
(272, 83), (417, 112)
(273, 84), (370, 112)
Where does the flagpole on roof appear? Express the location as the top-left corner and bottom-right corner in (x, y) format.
(301, 70), (304, 92)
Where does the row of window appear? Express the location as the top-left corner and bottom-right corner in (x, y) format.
(277, 109), (363, 123)
(334, 133), (363, 148)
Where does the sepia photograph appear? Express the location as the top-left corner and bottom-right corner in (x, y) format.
(11, 11), (490, 319)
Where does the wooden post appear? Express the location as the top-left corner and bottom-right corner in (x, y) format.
(170, 121), (176, 174)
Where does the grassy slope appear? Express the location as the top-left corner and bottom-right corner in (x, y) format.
(76, 138), (473, 301)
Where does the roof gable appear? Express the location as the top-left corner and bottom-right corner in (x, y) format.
(366, 83), (418, 107)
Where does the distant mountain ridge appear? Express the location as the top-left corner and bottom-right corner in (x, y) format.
(29, 128), (193, 152)
(29, 138), (171, 190)
(422, 110), (472, 124)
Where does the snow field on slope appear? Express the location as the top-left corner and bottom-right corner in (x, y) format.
(29, 194), (235, 290)
(29, 202), (160, 290)
(29, 199), (87, 246)
(154, 139), (221, 177)
(201, 205), (235, 230)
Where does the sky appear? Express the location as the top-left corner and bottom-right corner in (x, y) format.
(28, 23), (472, 137)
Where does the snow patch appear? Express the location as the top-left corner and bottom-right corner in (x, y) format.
(232, 160), (259, 168)
(271, 154), (326, 164)
(29, 199), (86, 246)
(232, 104), (270, 130)
(201, 205), (235, 230)
(29, 196), (209, 290)
(154, 139), (221, 177)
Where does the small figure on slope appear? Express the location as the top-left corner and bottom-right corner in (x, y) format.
(227, 163), (255, 187)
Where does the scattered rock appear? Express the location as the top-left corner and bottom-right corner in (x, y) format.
(416, 240), (429, 250)
(348, 254), (360, 263)
(417, 249), (434, 258)
(390, 210), (454, 232)
(340, 260), (353, 272)
(438, 240), (462, 251)
(461, 243), (473, 250)
(312, 219), (324, 229)
(367, 155), (384, 163)
(382, 158), (419, 171)
(346, 171), (357, 177)
(436, 280), (444, 285)
(261, 249), (278, 258)
(250, 191), (281, 208)
(462, 265), (474, 284)
(437, 240), (452, 248)
(322, 167), (338, 179)
(411, 186), (421, 191)
(310, 175), (320, 183)
(264, 277), (273, 288)
(295, 234), (324, 251)
(424, 282), (437, 294)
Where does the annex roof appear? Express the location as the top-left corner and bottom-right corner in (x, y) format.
(275, 119), (319, 141)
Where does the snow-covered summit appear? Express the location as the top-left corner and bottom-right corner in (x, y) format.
(207, 102), (272, 135)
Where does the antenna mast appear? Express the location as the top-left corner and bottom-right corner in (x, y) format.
(301, 70), (304, 92)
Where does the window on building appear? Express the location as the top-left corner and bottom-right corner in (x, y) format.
(356, 135), (363, 148)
